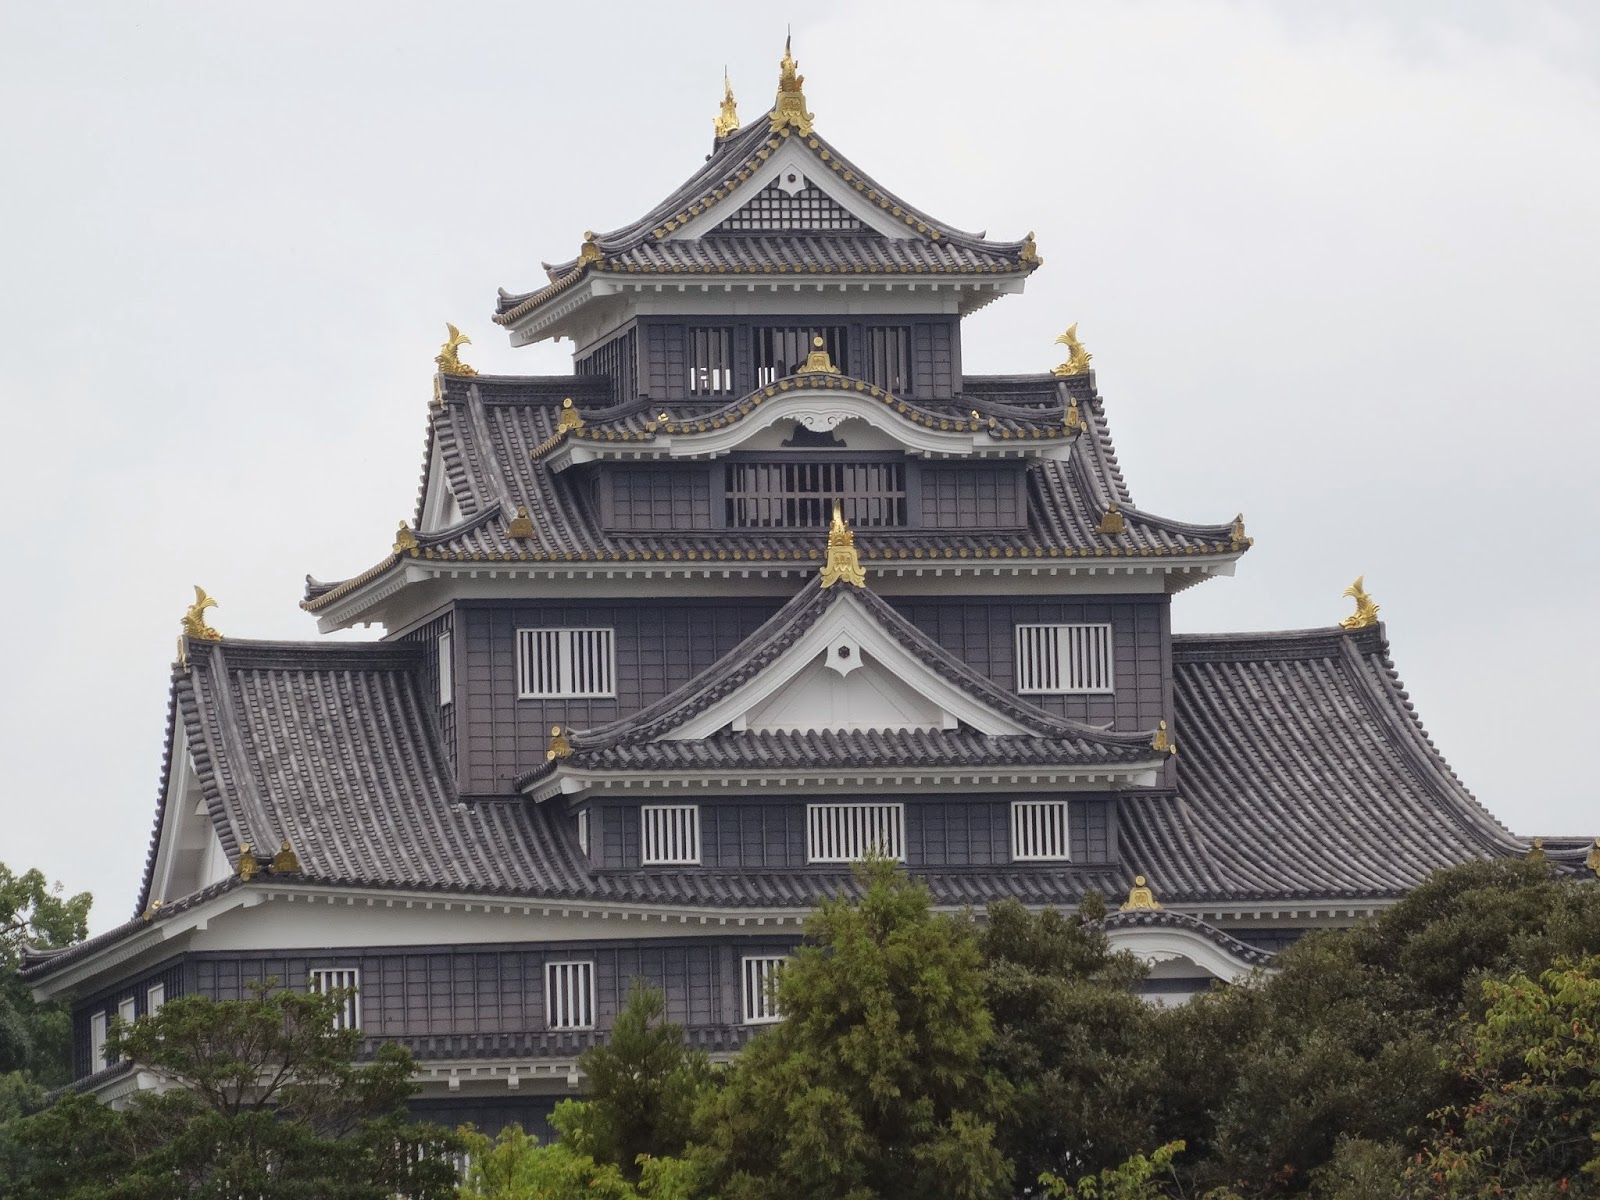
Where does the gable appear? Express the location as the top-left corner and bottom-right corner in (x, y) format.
(744, 652), (951, 734)
(419, 438), (465, 533)
(147, 749), (233, 908)
(710, 174), (863, 235)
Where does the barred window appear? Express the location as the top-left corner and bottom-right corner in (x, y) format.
(517, 629), (616, 698)
(308, 968), (361, 1031)
(717, 178), (862, 232)
(1015, 624), (1115, 694)
(575, 328), (638, 406)
(864, 327), (911, 393)
(438, 630), (453, 706)
(641, 805), (700, 865)
(1011, 801), (1070, 861)
(576, 808), (591, 857)
(116, 998), (135, 1058)
(806, 803), (904, 863)
(545, 961), (595, 1030)
(688, 327), (734, 396)
(725, 460), (907, 529)
(146, 983), (165, 1014)
(742, 956), (786, 1024)
(754, 326), (848, 385)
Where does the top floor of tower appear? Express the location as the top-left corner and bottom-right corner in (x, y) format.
(492, 40), (1041, 408)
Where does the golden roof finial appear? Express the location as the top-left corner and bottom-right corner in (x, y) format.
(1151, 719), (1178, 756)
(1097, 503), (1126, 535)
(1052, 323), (1093, 377)
(436, 323), (477, 378)
(546, 725), (573, 762)
(557, 397), (585, 432)
(577, 232), (603, 268)
(178, 585), (223, 667)
(1231, 513), (1250, 548)
(1019, 231), (1043, 266)
(714, 69), (740, 139)
(1526, 837), (1546, 862)
(796, 334), (840, 376)
(393, 523), (419, 555)
(1120, 875), (1162, 911)
(1064, 396), (1084, 432)
(141, 899), (162, 922)
(507, 505), (535, 539)
(1339, 576), (1380, 630)
(236, 843), (259, 883)
(270, 840), (301, 874)
(820, 499), (866, 589)
(769, 34), (814, 135)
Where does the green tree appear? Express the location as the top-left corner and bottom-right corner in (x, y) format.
(978, 897), (1156, 1188)
(691, 858), (1012, 1200)
(8, 983), (462, 1199)
(0, 862), (92, 1086)
(458, 1123), (700, 1200)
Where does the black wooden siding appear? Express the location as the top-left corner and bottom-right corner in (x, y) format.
(403, 610), (457, 781)
(73, 960), (184, 1079)
(594, 796), (1114, 870)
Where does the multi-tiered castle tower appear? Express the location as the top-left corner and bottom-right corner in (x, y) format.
(28, 46), (1587, 1135)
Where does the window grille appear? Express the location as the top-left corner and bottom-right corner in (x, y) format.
(116, 998), (136, 1057)
(806, 803), (904, 863)
(641, 805), (700, 865)
(545, 961), (595, 1030)
(517, 628), (616, 699)
(687, 327), (734, 396)
(741, 956), (786, 1024)
(864, 327), (912, 393)
(576, 328), (638, 406)
(716, 179), (861, 232)
(146, 983), (165, 1014)
(1011, 801), (1071, 861)
(724, 460), (907, 529)
(90, 1012), (107, 1069)
(576, 808), (591, 857)
(754, 326), (848, 385)
(308, 968), (362, 1031)
(438, 630), (453, 706)
(1014, 624), (1115, 694)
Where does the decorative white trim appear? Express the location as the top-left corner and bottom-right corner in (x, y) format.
(1102, 924), (1267, 985)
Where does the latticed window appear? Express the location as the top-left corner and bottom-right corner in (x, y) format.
(517, 629), (616, 698)
(576, 328), (638, 405)
(724, 460), (907, 529)
(1015, 624), (1114, 694)
(754, 326), (848, 384)
(308, 968), (361, 1030)
(437, 630), (453, 706)
(863, 327), (911, 393)
(806, 803), (904, 863)
(545, 961), (595, 1030)
(1011, 801), (1070, 861)
(641, 805), (700, 865)
(716, 178), (862, 232)
(687, 327), (734, 396)
(576, 809), (591, 857)
(741, 956), (786, 1024)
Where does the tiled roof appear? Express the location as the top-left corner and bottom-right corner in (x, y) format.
(1095, 908), (1278, 968)
(495, 119), (1038, 326)
(1117, 625), (1559, 904)
(302, 372), (1243, 612)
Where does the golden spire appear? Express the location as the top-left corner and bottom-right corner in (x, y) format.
(820, 499), (866, 589)
(769, 35), (813, 135)
(177, 585), (222, 668)
(714, 69), (740, 138)
(1339, 576), (1380, 630)
(436, 324), (477, 378)
(1052, 323), (1093, 377)
(1120, 875), (1162, 911)
(796, 334), (840, 376)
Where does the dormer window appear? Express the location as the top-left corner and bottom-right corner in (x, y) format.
(725, 460), (907, 529)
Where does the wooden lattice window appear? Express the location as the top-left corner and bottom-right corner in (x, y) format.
(741, 957), (786, 1024)
(308, 968), (361, 1030)
(640, 805), (700, 865)
(806, 803), (904, 863)
(576, 328), (638, 404)
(864, 327), (911, 393)
(517, 629), (616, 699)
(754, 326), (848, 385)
(724, 460), (906, 529)
(688, 327), (734, 396)
(1011, 801), (1070, 861)
(1015, 624), (1115, 694)
(545, 961), (595, 1030)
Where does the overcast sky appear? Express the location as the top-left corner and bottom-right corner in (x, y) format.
(2, 1), (1596, 933)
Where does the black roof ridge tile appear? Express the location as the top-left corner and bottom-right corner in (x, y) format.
(1095, 908), (1277, 967)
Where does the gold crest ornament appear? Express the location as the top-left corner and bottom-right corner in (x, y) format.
(177, 586), (223, 667)
(393, 523), (419, 554)
(557, 397), (585, 432)
(1339, 576), (1380, 630)
(1121, 875), (1162, 911)
(713, 70), (740, 138)
(1052, 323), (1093, 377)
(271, 840), (301, 874)
(236, 843), (259, 882)
(819, 499), (866, 589)
(547, 725), (573, 761)
(796, 335), (840, 376)
(769, 35), (813, 135)
(435, 324), (477, 377)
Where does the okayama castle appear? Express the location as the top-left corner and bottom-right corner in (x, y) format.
(26, 46), (1596, 1135)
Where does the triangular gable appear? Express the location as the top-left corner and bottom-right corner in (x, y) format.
(143, 744), (234, 912)
(710, 172), (865, 235)
(681, 139), (911, 241)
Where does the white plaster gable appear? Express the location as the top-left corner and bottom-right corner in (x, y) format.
(1103, 924), (1267, 986)
(419, 439), (464, 534)
(148, 751), (233, 907)
(667, 139), (918, 243)
(668, 590), (1032, 741)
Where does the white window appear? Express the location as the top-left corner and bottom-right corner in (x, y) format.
(741, 956), (786, 1024)
(116, 997), (136, 1060)
(641, 805), (700, 865)
(89, 1012), (107, 1069)
(806, 803), (904, 864)
(1015, 623), (1114, 694)
(576, 808), (591, 857)
(1011, 800), (1071, 861)
(146, 983), (165, 1014)
(438, 630), (453, 706)
(308, 968), (362, 1031)
(545, 961), (595, 1030)
(517, 628), (616, 699)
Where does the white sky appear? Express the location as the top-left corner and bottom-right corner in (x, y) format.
(2, 1), (1596, 933)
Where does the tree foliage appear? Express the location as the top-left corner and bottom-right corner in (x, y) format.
(0, 861), (92, 1086)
